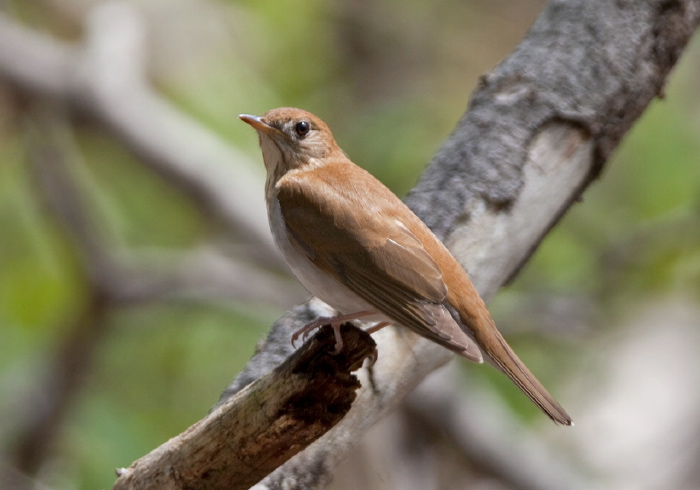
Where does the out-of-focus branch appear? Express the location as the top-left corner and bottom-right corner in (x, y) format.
(118, 246), (304, 308)
(6, 109), (116, 483)
(0, 2), (284, 270)
(0, 12), (75, 98)
(404, 366), (596, 490)
(24, 107), (299, 308)
(8, 291), (110, 481)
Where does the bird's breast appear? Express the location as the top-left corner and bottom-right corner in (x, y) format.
(267, 196), (379, 316)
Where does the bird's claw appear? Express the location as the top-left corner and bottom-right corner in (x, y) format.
(291, 316), (346, 354)
(291, 317), (331, 348)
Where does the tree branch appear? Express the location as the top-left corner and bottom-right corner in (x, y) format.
(404, 366), (592, 490)
(113, 325), (376, 490)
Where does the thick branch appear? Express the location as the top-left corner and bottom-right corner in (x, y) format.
(112, 325), (376, 490)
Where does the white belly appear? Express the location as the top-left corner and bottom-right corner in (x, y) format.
(268, 198), (380, 316)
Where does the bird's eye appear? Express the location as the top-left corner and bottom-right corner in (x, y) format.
(295, 121), (310, 137)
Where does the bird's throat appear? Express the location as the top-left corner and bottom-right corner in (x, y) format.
(260, 138), (289, 199)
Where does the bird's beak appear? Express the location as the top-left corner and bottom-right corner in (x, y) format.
(238, 114), (277, 134)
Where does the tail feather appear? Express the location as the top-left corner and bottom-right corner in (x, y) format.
(480, 327), (572, 425)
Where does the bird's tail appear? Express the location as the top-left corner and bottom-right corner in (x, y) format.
(475, 317), (572, 425)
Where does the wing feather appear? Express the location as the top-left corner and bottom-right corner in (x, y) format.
(276, 163), (481, 359)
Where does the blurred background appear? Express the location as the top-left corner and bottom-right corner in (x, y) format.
(0, 0), (699, 489)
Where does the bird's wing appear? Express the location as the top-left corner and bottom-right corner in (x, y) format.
(277, 163), (482, 360)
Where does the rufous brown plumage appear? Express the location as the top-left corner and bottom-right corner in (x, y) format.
(240, 107), (572, 425)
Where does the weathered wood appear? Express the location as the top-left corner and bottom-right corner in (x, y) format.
(112, 324), (375, 490)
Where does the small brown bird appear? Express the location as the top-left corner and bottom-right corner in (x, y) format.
(240, 107), (572, 425)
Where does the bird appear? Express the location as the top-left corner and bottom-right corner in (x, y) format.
(239, 107), (572, 425)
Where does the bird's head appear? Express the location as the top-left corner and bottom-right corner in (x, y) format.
(239, 108), (342, 182)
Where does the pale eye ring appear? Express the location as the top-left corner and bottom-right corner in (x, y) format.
(295, 121), (310, 137)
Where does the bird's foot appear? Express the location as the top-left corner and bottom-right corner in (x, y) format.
(291, 310), (378, 354)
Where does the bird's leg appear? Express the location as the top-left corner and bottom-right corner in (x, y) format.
(365, 321), (390, 334)
(291, 310), (378, 353)
(328, 323), (347, 355)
